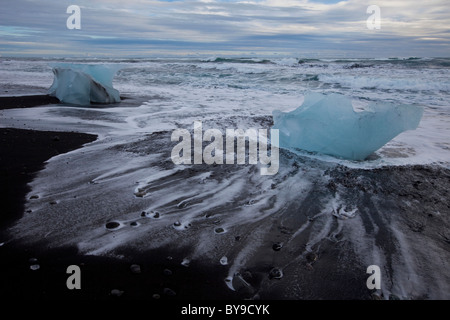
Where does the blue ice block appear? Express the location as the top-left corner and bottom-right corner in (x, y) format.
(272, 93), (423, 160)
(48, 63), (122, 105)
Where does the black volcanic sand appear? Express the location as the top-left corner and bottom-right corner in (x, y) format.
(0, 95), (449, 309)
(0, 94), (60, 109)
(0, 95), (244, 304)
(0, 128), (97, 228)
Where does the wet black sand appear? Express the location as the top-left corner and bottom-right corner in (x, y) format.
(0, 95), (448, 315)
(0, 96), (248, 305)
(0, 94), (60, 109)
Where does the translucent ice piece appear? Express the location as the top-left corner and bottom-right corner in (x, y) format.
(272, 93), (423, 160)
(48, 63), (122, 105)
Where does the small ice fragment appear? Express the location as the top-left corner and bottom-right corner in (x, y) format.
(220, 256), (228, 265)
(181, 258), (190, 267)
(173, 221), (181, 227)
(130, 264), (141, 274)
(110, 289), (124, 297)
(30, 264), (40, 271)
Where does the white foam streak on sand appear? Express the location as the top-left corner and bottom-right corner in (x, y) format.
(389, 215), (450, 299)
(6, 125), (449, 299)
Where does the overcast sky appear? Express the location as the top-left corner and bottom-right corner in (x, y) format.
(1, 0), (449, 58)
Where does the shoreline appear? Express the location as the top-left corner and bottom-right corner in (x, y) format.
(0, 95), (449, 302)
(0, 94), (60, 109)
(0, 95), (245, 301)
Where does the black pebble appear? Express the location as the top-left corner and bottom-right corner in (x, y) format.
(272, 242), (283, 251)
(269, 268), (283, 279)
(105, 221), (121, 229)
(163, 287), (176, 296)
(215, 227), (225, 234)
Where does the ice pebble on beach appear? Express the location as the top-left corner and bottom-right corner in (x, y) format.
(29, 258), (40, 271)
(110, 289), (124, 297)
(181, 258), (191, 267)
(272, 93), (423, 160)
(29, 264), (40, 271)
(220, 256), (228, 265)
(48, 63), (122, 105)
(130, 264), (141, 274)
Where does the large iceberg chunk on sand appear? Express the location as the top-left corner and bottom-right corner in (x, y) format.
(272, 93), (423, 160)
(48, 63), (122, 105)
